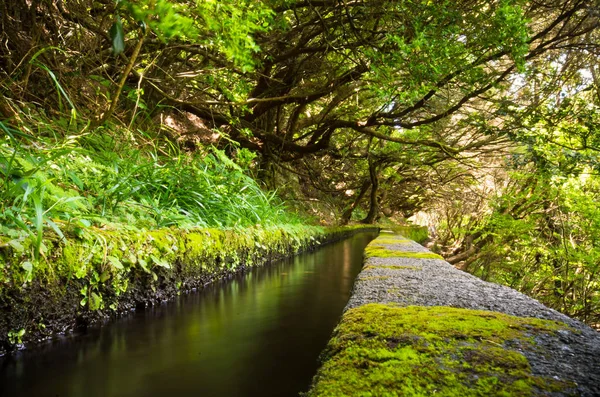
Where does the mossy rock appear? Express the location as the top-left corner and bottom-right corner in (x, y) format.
(371, 238), (412, 245)
(363, 264), (422, 271)
(0, 224), (378, 352)
(365, 245), (443, 260)
(360, 276), (391, 281)
(308, 304), (576, 397)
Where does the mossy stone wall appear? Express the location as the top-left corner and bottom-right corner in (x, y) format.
(307, 304), (575, 397)
(307, 232), (597, 396)
(0, 224), (376, 353)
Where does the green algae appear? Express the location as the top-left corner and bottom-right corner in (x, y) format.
(307, 304), (576, 397)
(365, 245), (444, 260)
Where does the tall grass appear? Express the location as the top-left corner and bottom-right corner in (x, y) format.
(0, 114), (303, 253)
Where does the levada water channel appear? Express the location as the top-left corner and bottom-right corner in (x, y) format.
(0, 232), (377, 397)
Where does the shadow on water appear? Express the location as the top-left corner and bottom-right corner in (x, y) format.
(0, 232), (377, 397)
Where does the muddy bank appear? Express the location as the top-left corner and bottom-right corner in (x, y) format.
(308, 232), (600, 396)
(0, 225), (377, 355)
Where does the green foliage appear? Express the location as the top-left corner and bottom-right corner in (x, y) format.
(358, 0), (529, 108)
(510, 98), (600, 176)
(7, 328), (25, 345)
(464, 171), (600, 325)
(114, 0), (273, 70)
(196, 0), (274, 71)
(307, 304), (573, 397)
(0, 115), (309, 291)
(0, 118), (298, 235)
(109, 16), (126, 55)
(122, 0), (199, 40)
(393, 226), (429, 243)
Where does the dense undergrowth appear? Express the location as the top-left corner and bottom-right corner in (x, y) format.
(0, 112), (371, 349)
(0, 112), (307, 290)
(432, 171), (600, 327)
(1, 115), (300, 235)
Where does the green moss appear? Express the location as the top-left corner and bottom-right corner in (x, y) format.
(1, 224), (378, 347)
(308, 304), (575, 397)
(389, 226), (429, 243)
(363, 264), (422, 271)
(361, 276), (391, 281)
(372, 238), (412, 245)
(365, 245), (443, 260)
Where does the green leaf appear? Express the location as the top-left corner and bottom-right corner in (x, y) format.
(46, 219), (65, 242)
(77, 219), (91, 228)
(8, 240), (25, 252)
(31, 188), (44, 258)
(109, 16), (125, 56)
(128, 253), (137, 264)
(22, 261), (33, 273)
(67, 171), (84, 189)
(138, 258), (150, 273)
(107, 255), (124, 270)
(89, 292), (102, 310)
(100, 271), (110, 283)
(151, 255), (171, 269)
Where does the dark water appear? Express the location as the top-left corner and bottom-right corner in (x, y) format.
(0, 232), (376, 397)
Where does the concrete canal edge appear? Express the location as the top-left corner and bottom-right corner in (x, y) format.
(0, 224), (378, 354)
(307, 230), (600, 397)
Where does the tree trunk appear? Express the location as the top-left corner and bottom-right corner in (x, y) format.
(340, 179), (370, 225)
(257, 148), (276, 190)
(94, 31), (146, 127)
(361, 158), (379, 224)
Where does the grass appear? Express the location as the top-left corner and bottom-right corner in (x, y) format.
(0, 115), (303, 242)
(0, 112), (310, 287)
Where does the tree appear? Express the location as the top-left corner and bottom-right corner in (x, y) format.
(1, 0), (599, 223)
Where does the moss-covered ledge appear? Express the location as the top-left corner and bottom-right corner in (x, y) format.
(307, 304), (576, 397)
(0, 224), (376, 354)
(307, 231), (600, 396)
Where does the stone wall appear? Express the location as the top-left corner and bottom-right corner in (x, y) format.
(308, 231), (600, 396)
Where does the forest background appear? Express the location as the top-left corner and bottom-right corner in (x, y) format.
(1, 0), (599, 327)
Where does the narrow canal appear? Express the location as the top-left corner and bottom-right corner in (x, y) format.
(0, 232), (376, 397)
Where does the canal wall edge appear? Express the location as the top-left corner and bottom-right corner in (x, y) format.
(0, 224), (378, 354)
(307, 230), (600, 396)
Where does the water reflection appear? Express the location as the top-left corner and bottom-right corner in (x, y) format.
(0, 232), (376, 397)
